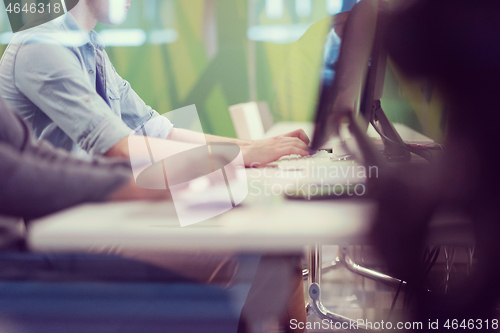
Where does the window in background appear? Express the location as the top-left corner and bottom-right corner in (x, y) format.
(248, 0), (345, 44)
(96, 0), (179, 47)
(295, 0), (312, 18)
(326, 0), (343, 15)
(0, 0), (180, 46)
(265, 0), (284, 19)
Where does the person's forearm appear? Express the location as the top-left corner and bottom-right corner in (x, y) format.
(204, 133), (251, 147)
(105, 135), (205, 160)
(104, 135), (237, 181)
(166, 127), (311, 167)
(167, 128), (252, 147)
(0, 144), (130, 219)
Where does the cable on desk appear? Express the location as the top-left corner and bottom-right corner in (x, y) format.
(369, 118), (436, 162)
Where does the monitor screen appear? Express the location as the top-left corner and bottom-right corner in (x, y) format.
(310, 0), (379, 151)
(309, 0), (410, 163)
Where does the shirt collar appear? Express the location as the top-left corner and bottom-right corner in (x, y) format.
(89, 31), (105, 51)
(60, 13), (105, 50)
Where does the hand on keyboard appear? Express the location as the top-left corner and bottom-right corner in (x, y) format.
(272, 150), (336, 169)
(241, 129), (310, 167)
(280, 150), (330, 161)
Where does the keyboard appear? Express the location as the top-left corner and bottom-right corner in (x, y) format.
(269, 150), (367, 196)
(270, 150), (343, 170)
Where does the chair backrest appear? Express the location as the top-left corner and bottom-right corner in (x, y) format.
(229, 102), (266, 140)
(256, 101), (274, 133)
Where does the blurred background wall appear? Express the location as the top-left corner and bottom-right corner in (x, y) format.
(0, 0), (444, 141)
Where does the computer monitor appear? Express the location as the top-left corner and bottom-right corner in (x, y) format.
(361, 1), (412, 163)
(310, 0), (411, 163)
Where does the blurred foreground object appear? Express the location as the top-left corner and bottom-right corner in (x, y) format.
(372, 0), (500, 328)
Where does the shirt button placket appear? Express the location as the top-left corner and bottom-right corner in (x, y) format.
(86, 43), (96, 77)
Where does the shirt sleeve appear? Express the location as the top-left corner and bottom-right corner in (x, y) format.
(106, 56), (174, 139)
(14, 41), (133, 155)
(0, 99), (131, 219)
(133, 113), (174, 139)
(0, 140), (131, 220)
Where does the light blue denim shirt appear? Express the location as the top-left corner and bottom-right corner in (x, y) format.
(322, 28), (341, 86)
(0, 13), (172, 156)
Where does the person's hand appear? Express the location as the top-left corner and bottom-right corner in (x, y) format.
(108, 178), (171, 201)
(241, 129), (310, 167)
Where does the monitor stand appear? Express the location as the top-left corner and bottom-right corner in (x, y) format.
(371, 100), (412, 163)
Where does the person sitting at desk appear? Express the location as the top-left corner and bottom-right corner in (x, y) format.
(0, 0), (309, 166)
(0, 96), (168, 221)
(0, 94), (306, 332)
(0, 1), (308, 329)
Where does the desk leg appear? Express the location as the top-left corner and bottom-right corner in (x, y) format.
(308, 243), (322, 286)
(306, 244), (367, 330)
(305, 243), (320, 316)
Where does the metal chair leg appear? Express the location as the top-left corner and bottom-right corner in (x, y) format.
(305, 243), (407, 331)
(309, 283), (368, 331)
(339, 245), (406, 288)
(303, 245), (406, 289)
